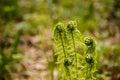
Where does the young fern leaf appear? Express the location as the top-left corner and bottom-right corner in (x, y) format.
(66, 21), (83, 78)
(54, 23), (67, 59)
(84, 37), (96, 54)
(84, 37), (97, 80)
(54, 22), (71, 80)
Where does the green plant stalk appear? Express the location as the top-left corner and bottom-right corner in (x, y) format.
(59, 32), (66, 58)
(46, 48), (55, 80)
(0, 45), (3, 77)
(11, 30), (22, 55)
(0, 39), (8, 77)
(59, 32), (71, 80)
(65, 66), (71, 80)
(71, 31), (78, 77)
(86, 65), (93, 80)
(0, 37), (13, 79)
(45, 52), (54, 80)
(51, 49), (55, 80)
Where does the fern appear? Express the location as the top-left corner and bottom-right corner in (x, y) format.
(53, 21), (98, 80)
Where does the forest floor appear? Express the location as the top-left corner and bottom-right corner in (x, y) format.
(12, 28), (55, 80)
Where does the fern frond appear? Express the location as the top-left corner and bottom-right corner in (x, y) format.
(66, 21), (84, 78)
(84, 37), (97, 80)
(54, 23), (67, 58)
(54, 22), (72, 80)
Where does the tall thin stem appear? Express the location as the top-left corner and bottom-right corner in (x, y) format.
(59, 32), (66, 58)
(59, 32), (71, 80)
(71, 31), (78, 77)
(65, 66), (71, 80)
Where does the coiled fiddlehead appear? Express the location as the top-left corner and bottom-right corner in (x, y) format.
(84, 37), (97, 80)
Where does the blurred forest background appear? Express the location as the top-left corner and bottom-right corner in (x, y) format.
(0, 0), (120, 80)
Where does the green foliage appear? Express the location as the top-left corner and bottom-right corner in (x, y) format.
(45, 48), (56, 80)
(54, 21), (98, 80)
(0, 0), (21, 22)
(0, 0), (120, 80)
(96, 43), (120, 79)
(0, 30), (23, 80)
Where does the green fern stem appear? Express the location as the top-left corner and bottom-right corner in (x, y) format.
(59, 32), (66, 58)
(65, 66), (71, 80)
(60, 33), (71, 79)
(59, 32), (71, 80)
(71, 31), (78, 77)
